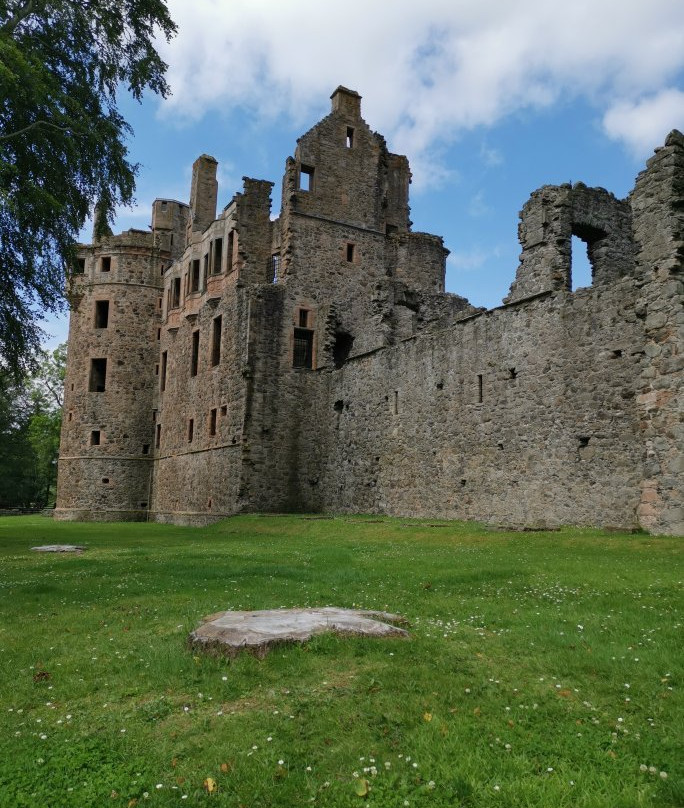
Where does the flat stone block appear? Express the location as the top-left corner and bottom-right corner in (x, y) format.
(31, 545), (87, 553)
(189, 607), (410, 658)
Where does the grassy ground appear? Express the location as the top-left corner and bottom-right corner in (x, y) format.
(0, 515), (681, 807)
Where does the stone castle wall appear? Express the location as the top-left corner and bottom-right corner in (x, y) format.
(56, 88), (684, 535)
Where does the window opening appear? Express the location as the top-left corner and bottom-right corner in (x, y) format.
(142, 444), (150, 455)
(227, 230), (235, 272)
(346, 243), (355, 262)
(293, 328), (313, 369)
(269, 252), (281, 282)
(157, 328), (161, 340)
(346, 127), (354, 148)
(171, 277), (181, 308)
(100, 256), (111, 272)
(508, 367), (517, 379)
(333, 331), (354, 368)
(213, 238), (223, 274)
(68, 411), (73, 422)
(298, 309), (309, 328)
(89, 358), (107, 392)
(570, 235), (592, 291)
(211, 316), (222, 366)
(191, 330), (199, 376)
(477, 374), (483, 403)
(90, 430), (101, 446)
(155, 364), (159, 376)
(190, 259), (201, 293)
(75, 258), (85, 273)
(94, 300), (109, 328)
(220, 405), (227, 417)
(386, 224), (398, 235)
(209, 408), (217, 436)
(299, 165), (314, 192)
(101, 477), (109, 484)
(155, 424), (161, 449)
(334, 400), (344, 413)
(188, 418), (194, 443)
(393, 391), (399, 415)
(203, 253), (209, 287)
(160, 351), (167, 391)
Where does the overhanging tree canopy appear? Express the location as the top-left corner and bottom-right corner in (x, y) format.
(0, 0), (176, 375)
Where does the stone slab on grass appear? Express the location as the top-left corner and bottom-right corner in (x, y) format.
(31, 544), (87, 553)
(189, 607), (409, 658)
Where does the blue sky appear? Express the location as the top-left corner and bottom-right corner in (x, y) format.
(45, 0), (684, 348)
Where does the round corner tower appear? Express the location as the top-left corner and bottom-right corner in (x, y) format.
(55, 211), (186, 520)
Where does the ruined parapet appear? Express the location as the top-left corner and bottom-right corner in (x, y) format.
(56, 229), (165, 521)
(632, 130), (684, 535)
(232, 178), (274, 285)
(188, 154), (218, 237)
(506, 184), (635, 302)
(152, 199), (189, 261)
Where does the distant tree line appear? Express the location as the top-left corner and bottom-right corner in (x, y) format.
(0, 343), (65, 508)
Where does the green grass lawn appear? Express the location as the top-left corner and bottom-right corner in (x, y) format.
(0, 515), (681, 807)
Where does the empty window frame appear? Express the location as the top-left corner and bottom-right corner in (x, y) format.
(209, 408), (217, 436)
(90, 429), (101, 446)
(89, 358), (107, 392)
(346, 127), (354, 148)
(298, 309), (310, 328)
(100, 256), (111, 272)
(187, 418), (194, 443)
(155, 423), (161, 449)
(203, 253), (209, 287)
(94, 300), (109, 328)
(160, 350), (168, 392)
(210, 316), (222, 366)
(269, 252), (281, 283)
(75, 257), (85, 274)
(190, 330), (200, 376)
(299, 164), (314, 192)
(293, 328), (313, 369)
(171, 277), (181, 308)
(190, 259), (201, 293)
(227, 230), (235, 273)
(212, 238), (223, 274)
(346, 243), (356, 262)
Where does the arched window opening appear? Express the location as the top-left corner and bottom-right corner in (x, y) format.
(332, 331), (354, 368)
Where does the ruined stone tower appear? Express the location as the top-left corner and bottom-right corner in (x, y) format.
(56, 88), (684, 535)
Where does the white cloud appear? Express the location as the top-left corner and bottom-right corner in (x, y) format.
(158, 0), (684, 185)
(468, 190), (491, 218)
(448, 246), (501, 272)
(602, 89), (684, 157)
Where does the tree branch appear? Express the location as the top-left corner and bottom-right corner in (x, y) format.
(1, 0), (37, 36)
(0, 119), (73, 141)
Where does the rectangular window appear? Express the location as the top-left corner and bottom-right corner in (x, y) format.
(203, 254), (209, 287)
(227, 231), (235, 273)
(299, 164), (314, 192)
(100, 256), (111, 272)
(211, 316), (222, 366)
(220, 404), (227, 417)
(209, 408), (217, 436)
(160, 351), (167, 391)
(89, 358), (107, 392)
(293, 328), (313, 369)
(90, 429), (101, 446)
(155, 423), (161, 449)
(94, 300), (109, 328)
(477, 374), (483, 404)
(191, 330), (199, 376)
(346, 243), (355, 262)
(171, 277), (181, 308)
(75, 258), (85, 274)
(213, 238), (223, 274)
(298, 309), (309, 328)
(269, 252), (281, 283)
(346, 127), (354, 148)
(188, 418), (194, 443)
(190, 259), (201, 293)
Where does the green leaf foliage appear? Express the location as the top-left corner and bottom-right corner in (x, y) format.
(0, 0), (176, 375)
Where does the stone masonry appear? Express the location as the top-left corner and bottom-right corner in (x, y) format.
(55, 87), (684, 535)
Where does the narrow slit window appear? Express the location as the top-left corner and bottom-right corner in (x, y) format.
(190, 259), (201, 293)
(299, 165), (314, 192)
(209, 408), (217, 436)
(160, 351), (167, 391)
(188, 418), (194, 443)
(211, 316), (222, 366)
(89, 358), (107, 392)
(393, 391), (399, 415)
(94, 300), (109, 328)
(155, 423), (161, 449)
(191, 330), (200, 376)
(346, 243), (355, 262)
(203, 253), (209, 287)
(270, 252), (281, 283)
(100, 256), (111, 272)
(142, 444), (150, 455)
(477, 374), (483, 403)
(227, 231), (235, 273)
(90, 430), (101, 446)
(346, 127), (354, 148)
(171, 277), (181, 308)
(298, 309), (309, 328)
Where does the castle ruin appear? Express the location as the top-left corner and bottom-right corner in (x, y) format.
(55, 87), (684, 535)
